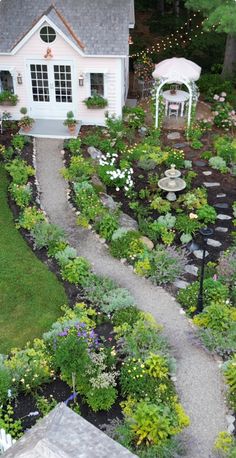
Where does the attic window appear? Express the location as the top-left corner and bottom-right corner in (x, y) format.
(40, 26), (56, 43)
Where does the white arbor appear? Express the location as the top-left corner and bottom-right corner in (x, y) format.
(152, 57), (201, 130)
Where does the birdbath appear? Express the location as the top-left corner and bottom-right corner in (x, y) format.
(158, 164), (186, 201)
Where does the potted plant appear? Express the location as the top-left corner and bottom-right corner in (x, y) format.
(0, 90), (19, 106)
(83, 94), (108, 109)
(63, 111), (77, 134)
(18, 107), (34, 132)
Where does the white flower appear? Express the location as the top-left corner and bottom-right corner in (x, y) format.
(213, 94), (219, 100)
(219, 97), (225, 102)
(220, 92), (226, 97)
(116, 187), (120, 191)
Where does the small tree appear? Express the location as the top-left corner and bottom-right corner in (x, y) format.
(185, 0), (236, 77)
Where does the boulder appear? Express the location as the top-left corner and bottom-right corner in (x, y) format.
(87, 146), (103, 161)
(140, 236), (154, 250)
(100, 193), (119, 212)
(119, 212), (138, 231)
(91, 175), (106, 193)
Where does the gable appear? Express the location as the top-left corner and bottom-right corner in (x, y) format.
(0, 0), (132, 56)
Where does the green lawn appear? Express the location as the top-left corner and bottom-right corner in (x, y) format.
(0, 164), (67, 354)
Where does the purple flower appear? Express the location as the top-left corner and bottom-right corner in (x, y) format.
(58, 330), (68, 337)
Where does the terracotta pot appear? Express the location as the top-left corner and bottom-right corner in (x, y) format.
(22, 125), (32, 133)
(0, 100), (16, 106)
(68, 125), (76, 134)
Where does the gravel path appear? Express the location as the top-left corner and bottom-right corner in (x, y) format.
(36, 138), (227, 458)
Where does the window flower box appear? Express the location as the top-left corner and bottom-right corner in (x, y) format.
(0, 91), (19, 106)
(83, 94), (108, 109)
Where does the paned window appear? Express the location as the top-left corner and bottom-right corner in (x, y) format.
(54, 65), (72, 103)
(30, 64), (49, 102)
(90, 73), (104, 96)
(40, 26), (56, 43)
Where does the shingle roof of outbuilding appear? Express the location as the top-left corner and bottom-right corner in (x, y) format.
(0, 0), (133, 55)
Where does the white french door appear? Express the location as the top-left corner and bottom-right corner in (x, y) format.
(27, 61), (76, 119)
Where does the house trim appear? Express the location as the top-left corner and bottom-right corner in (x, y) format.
(10, 16), (85, 56)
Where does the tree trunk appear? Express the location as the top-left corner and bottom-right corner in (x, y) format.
(174, 0), (180, 17)
(157, 0), (165, 16)
(221, 33), (236, 78)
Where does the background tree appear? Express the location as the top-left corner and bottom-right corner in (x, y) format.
(185, 0), (236, 77)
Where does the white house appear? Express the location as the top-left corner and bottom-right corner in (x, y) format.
(0, 0), (135, 127)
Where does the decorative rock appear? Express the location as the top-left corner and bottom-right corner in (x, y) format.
(217, 214), (232, 220)
(227, 423), (235, 434)
(140, 236), (154, 250)
(91, 175), (106, 193)
(216, 193), (226, 198)
(119, 212), (138, 231)
(167, 132), (181, 140)
(193, 249), (209, 259)
(203, 182), (220, 187)
(226, 415), (235, 425)
(202, 171), (212, 176)
(173, 280), (189, 289)
(207, 239), (222, 248)
(87, 146), (103, 161)
(214, 203), (229, 209)
(138, 126), (148, 137)
(215, 226), (228, 233)
(100, 193), (118, 212)
(194, 160), (206, 167)
(173, 143), (188, 149)
(185, 264), (198, 276)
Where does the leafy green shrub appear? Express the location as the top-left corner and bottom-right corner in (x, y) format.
(85, 386), (117, 412)
(5, 339), (51, 393)
(17, 206), (46, 230)
(217, 248), (236, 287)
(9, 183), (32, 208)
(201, 150), (213, 160)
(178, 278), (229, 315)
(83, 274), (116, 307)
(31, 221), (65, 250)
(123, 106), (145, 129)
(110, 230), (144, 260)
(74, 181), (104, 222)
(36, 395), (58, 417)
(193, 301), (236, 332)
(0, 404), (22, 439)
(62, 156), (95, 182)
(196, 204), (217, 224)
(95, 212), (119, 241)
(54, 246), (77, 267)
(198, 324), (236, 358)
(175, 214), (201, 235)
(150, 196), (171, 214)
(11, 135), (26, 152)
(61, 257), (91, 285)
(0, 144), (14, 161)
(101, 288), (135, 314)
(5, 158), (35, 184)
(84, 94), (108, 108)
(179, 188), (207, 210)
(157, 213), (176, 229)
(198, 74), (233, 101)
(209, 156), (229, 172)
(67, 138), (82, 155)
(213, 136), (236, 165)
(112, 306), (141, 328)
(224, 355), (236, 410)
(148, 245), (188, 285)
(165, 148), (185, 168)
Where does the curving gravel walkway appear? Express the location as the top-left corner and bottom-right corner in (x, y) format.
(36, 138), (227, 458)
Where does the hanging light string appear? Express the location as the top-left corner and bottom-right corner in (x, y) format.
(130, 13), (215, 60)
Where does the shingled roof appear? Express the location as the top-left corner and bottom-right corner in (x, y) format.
(0, 0), (134, 55)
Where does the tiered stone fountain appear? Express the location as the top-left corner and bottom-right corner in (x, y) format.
(158, 164), (186, 201)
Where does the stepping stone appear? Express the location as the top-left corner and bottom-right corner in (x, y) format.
(173, 280), (189, 289)
(185, 264), (198, 276)
(207, 239), (222, 248)
(217, 193), (226, 198)
(203, 182), (220, 187)
(202, 171), (212, 176)
(193, 249), (209, 259)
(214, 203), (229, 209)
(194, 160), (206, 167)
(167, 132), (181, 140)
(173, 143), (187, 149)
(187, 152), (197, 159)
(215, 226), (228, 233)
(217, 214), (232, 220)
